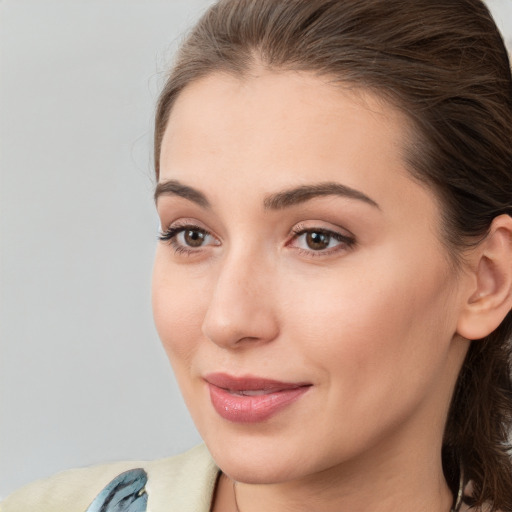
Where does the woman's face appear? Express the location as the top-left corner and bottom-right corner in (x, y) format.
(153, 70), (468, 484)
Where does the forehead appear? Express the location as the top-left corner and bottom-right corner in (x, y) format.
(162, 70), (408, 161)
(161, 70), (433, 213)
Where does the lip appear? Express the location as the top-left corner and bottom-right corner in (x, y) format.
(204, 373), (312, 423)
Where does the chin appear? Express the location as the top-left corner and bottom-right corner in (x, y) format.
(202, 431), (319, 484)
(215, 457), (304, 485)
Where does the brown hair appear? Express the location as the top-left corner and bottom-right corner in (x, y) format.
(154, 1), (512, 509)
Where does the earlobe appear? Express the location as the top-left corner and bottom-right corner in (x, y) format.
(457, 214), (512, 341)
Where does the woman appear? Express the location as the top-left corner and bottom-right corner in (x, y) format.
(3, 0), (512, 511)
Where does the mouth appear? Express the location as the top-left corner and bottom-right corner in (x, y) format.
(204, 373), (312, 423)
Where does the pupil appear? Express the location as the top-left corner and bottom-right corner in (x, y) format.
(306, 231), (330, 250)
(185, 230), (205, 247)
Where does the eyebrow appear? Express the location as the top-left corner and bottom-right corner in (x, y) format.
(263, 182), (379, 210)
(154, 179), (379, 210)
(154, 179), (210, 208)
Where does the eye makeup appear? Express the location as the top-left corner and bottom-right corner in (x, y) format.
(287, 222), (356, 258)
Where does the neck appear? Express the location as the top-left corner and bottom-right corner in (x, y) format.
(231, 454), (453, 512)
(223, 416), (455, 512)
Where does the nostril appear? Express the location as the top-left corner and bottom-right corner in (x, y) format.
(201, 302), (279, 349)
(200, 261), (280, 348)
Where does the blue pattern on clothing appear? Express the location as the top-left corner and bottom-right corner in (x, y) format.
(85, 469), (147, 512)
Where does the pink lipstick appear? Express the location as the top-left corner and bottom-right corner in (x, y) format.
(205, 373), (311, 423)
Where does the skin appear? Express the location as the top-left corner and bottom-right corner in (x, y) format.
(152, 69), (474, 512)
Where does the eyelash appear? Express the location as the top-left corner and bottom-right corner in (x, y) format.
(158, 223), (215, 256)
(289, 223), (356, 257)
(158, 222), (356, 257)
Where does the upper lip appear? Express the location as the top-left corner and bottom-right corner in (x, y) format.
(204, 372), (311, 392)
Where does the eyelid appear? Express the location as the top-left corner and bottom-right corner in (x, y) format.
(290, 221), (355, 240)
(158, 219), (220, 258)
(158, 223), (207, 242)
(158, 218), (212, 239)
(287, 222), (356, 255)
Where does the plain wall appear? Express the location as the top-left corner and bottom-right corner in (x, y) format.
(1, 0), (511, 499)
(0, 0), (215, 497)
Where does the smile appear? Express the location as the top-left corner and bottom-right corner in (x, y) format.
(204, 373), (312, 423)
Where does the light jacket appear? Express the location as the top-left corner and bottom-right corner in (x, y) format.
(1, 444), (218, 512)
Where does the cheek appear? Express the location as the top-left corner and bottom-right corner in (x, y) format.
(282, 248), (457, 388)
(276, 256), (457, 448)
(152, 252), (209, 365)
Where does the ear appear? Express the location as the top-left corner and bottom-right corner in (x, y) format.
(457, 214), (512, 341)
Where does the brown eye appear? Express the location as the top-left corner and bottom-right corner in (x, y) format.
(289, 226), (355, 256)
(306, 231), (331, 250)
(184, 229), (207, 247)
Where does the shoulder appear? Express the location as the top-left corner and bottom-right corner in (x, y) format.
(145, 444), (219, 512)
(1, 444), (218, 512)
(1, 459), (142, 512)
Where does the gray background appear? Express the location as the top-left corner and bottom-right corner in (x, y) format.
(1, 0), (511, 499)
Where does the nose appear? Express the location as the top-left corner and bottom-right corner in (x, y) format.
(201, 251), (280, 349)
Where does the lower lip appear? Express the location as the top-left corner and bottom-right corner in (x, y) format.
(207, 384), (310, 423)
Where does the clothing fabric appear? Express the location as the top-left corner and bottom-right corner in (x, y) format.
(1, 444), (219, 512)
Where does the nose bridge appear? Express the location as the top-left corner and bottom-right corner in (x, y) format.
(201, 244), (278, 348)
